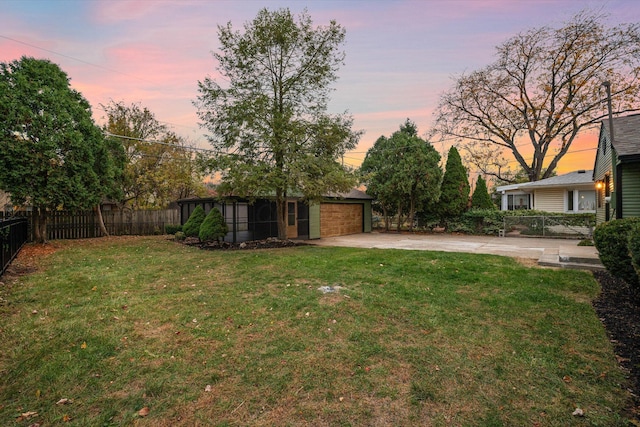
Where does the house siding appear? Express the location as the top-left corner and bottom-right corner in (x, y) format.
(622, 164), (640, 218)
(309, 203), (321, 239)
(533, 188), (565, 213)
(594, 130), (614, 224)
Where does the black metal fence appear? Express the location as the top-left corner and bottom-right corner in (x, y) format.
(1, 217), (28, 277)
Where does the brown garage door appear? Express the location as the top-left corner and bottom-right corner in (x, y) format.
(320, 203), (363, 237)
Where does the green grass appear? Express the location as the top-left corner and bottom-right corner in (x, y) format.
(0, 236), (630, 426)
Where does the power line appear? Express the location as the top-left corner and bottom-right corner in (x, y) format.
(0, 34), (156, 85)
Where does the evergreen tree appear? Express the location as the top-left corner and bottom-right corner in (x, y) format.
(438, 146), (469, 221)
(199, 208), (228, 242)
(183, 206), (206, 238)
(0, 57), (123, 242)
(471, 175), (494, 209)
(360, 119), (441, 231)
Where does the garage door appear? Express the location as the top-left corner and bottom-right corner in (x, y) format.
(320, 203), (363, 237)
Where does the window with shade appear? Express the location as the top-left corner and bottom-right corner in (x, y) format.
(567, 190), (596, 212)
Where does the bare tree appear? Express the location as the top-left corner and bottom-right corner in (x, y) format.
(433, 11), (640, 182)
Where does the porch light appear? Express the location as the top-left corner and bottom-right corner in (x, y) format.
(595, 181), (604, 190)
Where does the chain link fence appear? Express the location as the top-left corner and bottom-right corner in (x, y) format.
(502, 215), (595, 239)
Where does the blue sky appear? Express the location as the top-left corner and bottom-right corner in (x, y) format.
(1, 0), (638, 172)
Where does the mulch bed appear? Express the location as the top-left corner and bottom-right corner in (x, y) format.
(592, 270), (640, 422)
(183, 237), (308, 251)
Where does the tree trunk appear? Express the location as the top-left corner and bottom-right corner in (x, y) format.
(396, 203), (403, 232)
(407, 198), (415, 232)
(96, 205), (109, 237)
(383, 207), (390, 231)
(33, 207), (48, 243)
(275, 189), (287, 240)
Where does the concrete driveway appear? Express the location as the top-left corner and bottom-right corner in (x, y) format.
(311, 232), (603, 270)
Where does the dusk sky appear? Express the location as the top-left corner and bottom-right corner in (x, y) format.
(2, 0), (638, 176)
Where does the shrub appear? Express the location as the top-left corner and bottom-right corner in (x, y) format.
(199, 208), (229, 242)
(174, 231), (186, 241)
(165, 224), (183, 235)
(629, 223), (640, 282)
(462, 209), (504, 235)
(183, 206), (206, 238)
(593, 218), (640, 287)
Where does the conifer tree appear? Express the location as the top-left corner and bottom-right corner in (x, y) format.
(183, 205), (206, 238)
(438, 146), (469, 220)
(471, 175), (494, 209)
(199, 208), (228, 242)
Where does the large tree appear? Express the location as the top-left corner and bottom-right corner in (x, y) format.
(0, 57), (121, 242)
(360, 120), (442, 232)
(195, 8), (360, 239)
(102, 100), (205, 209)
(433, 11), (640, 182)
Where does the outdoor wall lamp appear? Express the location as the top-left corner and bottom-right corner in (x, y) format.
(595, 181), (604, 190)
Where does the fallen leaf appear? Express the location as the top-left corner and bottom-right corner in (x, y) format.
(562, 375), (572, 383)
(205, 385), (212, 392)
(16, 411), (38, 422)
(56, 398), (73, 405)
(80, 342), (87, 349)
(572, 408), (584, 417)
(62, 414), (72, 422)
(339, 396), (344, 402)
(138, 407), (150, 417)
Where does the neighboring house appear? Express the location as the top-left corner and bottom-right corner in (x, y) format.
(593, 114), (640, 223)
(177, 189), (373, 243)
(495, 170), (596, 214)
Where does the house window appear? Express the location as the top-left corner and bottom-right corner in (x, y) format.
(287, 202), (296, 226)
(567, 191), (574, 211)
(578, 190), (596, 211)
(567, 190), (596, 212)
(507, 194), (530, 210)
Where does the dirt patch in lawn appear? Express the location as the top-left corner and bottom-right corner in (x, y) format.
(1, 242), (61, 304)
(592, 270), (640, 422)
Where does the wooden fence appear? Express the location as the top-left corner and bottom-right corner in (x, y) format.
(1, 209), (180, 241)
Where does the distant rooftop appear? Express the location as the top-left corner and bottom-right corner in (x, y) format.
(496, 170), (593, 192)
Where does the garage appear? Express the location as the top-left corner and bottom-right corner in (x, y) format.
(320, 202), (364, 238)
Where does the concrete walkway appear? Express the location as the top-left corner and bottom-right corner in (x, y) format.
(311, 232), (603, 270)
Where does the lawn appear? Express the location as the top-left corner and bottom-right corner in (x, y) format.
(0, 236), (630, 426)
